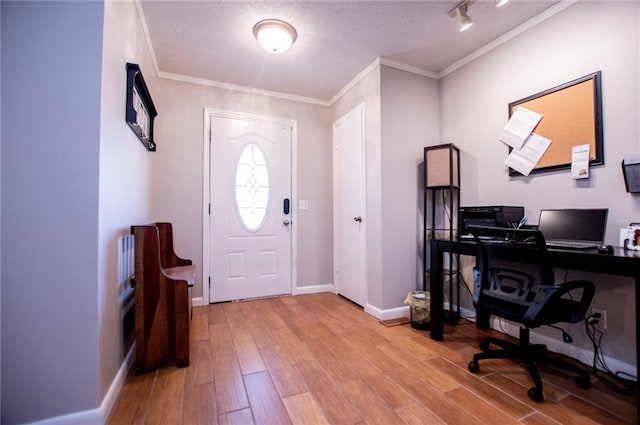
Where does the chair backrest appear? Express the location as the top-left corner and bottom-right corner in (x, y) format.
(470, 226), (554, 323)
(470, 225), (595, 328)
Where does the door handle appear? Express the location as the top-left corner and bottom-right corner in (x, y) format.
(283, 220), (291, 226)
(353, 216), (363, 222)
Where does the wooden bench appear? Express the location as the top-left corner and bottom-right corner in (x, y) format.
(131, 223), (195, 374)
(156, 222), (195, 319)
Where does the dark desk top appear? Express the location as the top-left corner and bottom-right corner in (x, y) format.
(430, 238), (640, 278)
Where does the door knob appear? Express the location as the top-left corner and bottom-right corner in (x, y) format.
(283, 220), (290, 226)
(353, 216), (363, 222)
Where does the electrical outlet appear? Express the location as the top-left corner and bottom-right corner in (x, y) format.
(591, 308), (607, 329)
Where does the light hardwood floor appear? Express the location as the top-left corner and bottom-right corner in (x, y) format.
(107, 292), (637, 424)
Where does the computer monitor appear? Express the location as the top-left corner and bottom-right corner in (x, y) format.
(537, 208), (608, 246)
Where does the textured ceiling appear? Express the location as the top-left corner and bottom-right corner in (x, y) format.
(139, 0), (562, 102)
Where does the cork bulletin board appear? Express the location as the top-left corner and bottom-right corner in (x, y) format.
(508, 71), (603, 176)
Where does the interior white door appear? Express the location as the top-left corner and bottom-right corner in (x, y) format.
(209, 114), (292, 303)
(333, 104), (367, 306)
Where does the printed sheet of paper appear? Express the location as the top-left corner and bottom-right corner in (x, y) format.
(571, 144), (590, 179)
(500, 106), (543, 150)
(504, 133), (552, 176)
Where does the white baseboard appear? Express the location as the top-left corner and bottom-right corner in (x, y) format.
(100, 344), (136, 421)
(364, 303), (410, 321)
(25, 344), (135, 425)
(293, 283), (334, 295)
(364, 301), (475, 322)
(25, 408), (102, 425)
(193, 286), (334, 307)
(363, 304), (475, 322)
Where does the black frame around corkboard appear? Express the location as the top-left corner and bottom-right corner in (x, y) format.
(508, 71), (603, 176)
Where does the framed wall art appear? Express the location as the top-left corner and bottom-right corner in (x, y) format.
(125, 62), (157, 151)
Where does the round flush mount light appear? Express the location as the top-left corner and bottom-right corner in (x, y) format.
(253, 19), (297, 54)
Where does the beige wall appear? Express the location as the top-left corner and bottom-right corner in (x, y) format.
(151, 78), (334, 300)
(99, 0), (158, 401)
(440, 1), (640, 371)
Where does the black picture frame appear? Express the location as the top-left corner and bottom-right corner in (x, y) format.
(126, 63), (157, 151)
(507, 71), (603, 176)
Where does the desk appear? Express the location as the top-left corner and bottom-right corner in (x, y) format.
(429, 238), (640, 418)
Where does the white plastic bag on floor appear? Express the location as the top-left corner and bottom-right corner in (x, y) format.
(404, 291), (430, 326)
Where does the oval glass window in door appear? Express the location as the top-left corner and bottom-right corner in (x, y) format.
(235, 143), (270, 231)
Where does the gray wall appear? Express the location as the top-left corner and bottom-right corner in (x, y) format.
(440, 1), (640, 371)
(1, 2), (104, 423)
(331, 66), (383, 308)
(329, 65), (440, 312)
(380, 66), (440, 310)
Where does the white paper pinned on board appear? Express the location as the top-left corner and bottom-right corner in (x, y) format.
(571, 144), (590, 179)
(500, 106), (543, 150)
(504, 133), (552, 176)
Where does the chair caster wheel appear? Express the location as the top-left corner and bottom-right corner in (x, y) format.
(468, 361), (480, 374)
(575, 375), (592, 389)
(528, 387), (544, 403)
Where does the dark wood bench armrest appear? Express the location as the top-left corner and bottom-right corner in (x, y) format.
(156, 222), (192, 268)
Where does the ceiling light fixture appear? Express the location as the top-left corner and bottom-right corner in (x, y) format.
(448, 0), (475, 32)
(252, 19), (297, 54)
(495, 0), (510, 7)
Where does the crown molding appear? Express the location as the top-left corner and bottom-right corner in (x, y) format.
(158, 71), (330, 106)
(133, 0), (578, 106)
(440, 0), (579, 77)
(380, 58), (439, 80)
(327, 58), (382, 106)
(134, 0), (161, 76)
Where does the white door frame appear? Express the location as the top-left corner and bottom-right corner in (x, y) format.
(202, 108), (298, 305)
(332, 103), (367, 305)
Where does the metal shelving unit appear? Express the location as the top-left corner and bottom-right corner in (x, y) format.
(423, 143), (461, 324)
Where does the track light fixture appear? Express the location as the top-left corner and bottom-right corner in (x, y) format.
(448, 0), (475, 32)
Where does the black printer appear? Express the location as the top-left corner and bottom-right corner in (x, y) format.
(458, 206), (525, 239)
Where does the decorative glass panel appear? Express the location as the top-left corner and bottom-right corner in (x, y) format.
(235, 143), (269, 230)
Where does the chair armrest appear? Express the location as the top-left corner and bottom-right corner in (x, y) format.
(523, 280), (595, 328)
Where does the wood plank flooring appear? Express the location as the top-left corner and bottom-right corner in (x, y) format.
(107, 293), (637, 425)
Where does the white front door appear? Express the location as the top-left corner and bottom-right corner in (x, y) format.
(333, 104), (367, 306)
(209, 113), (292, 303)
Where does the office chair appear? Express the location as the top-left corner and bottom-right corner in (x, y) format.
(467, 225), (595, 402)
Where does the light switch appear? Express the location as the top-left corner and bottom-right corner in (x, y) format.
(298, 200), (309, 210)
